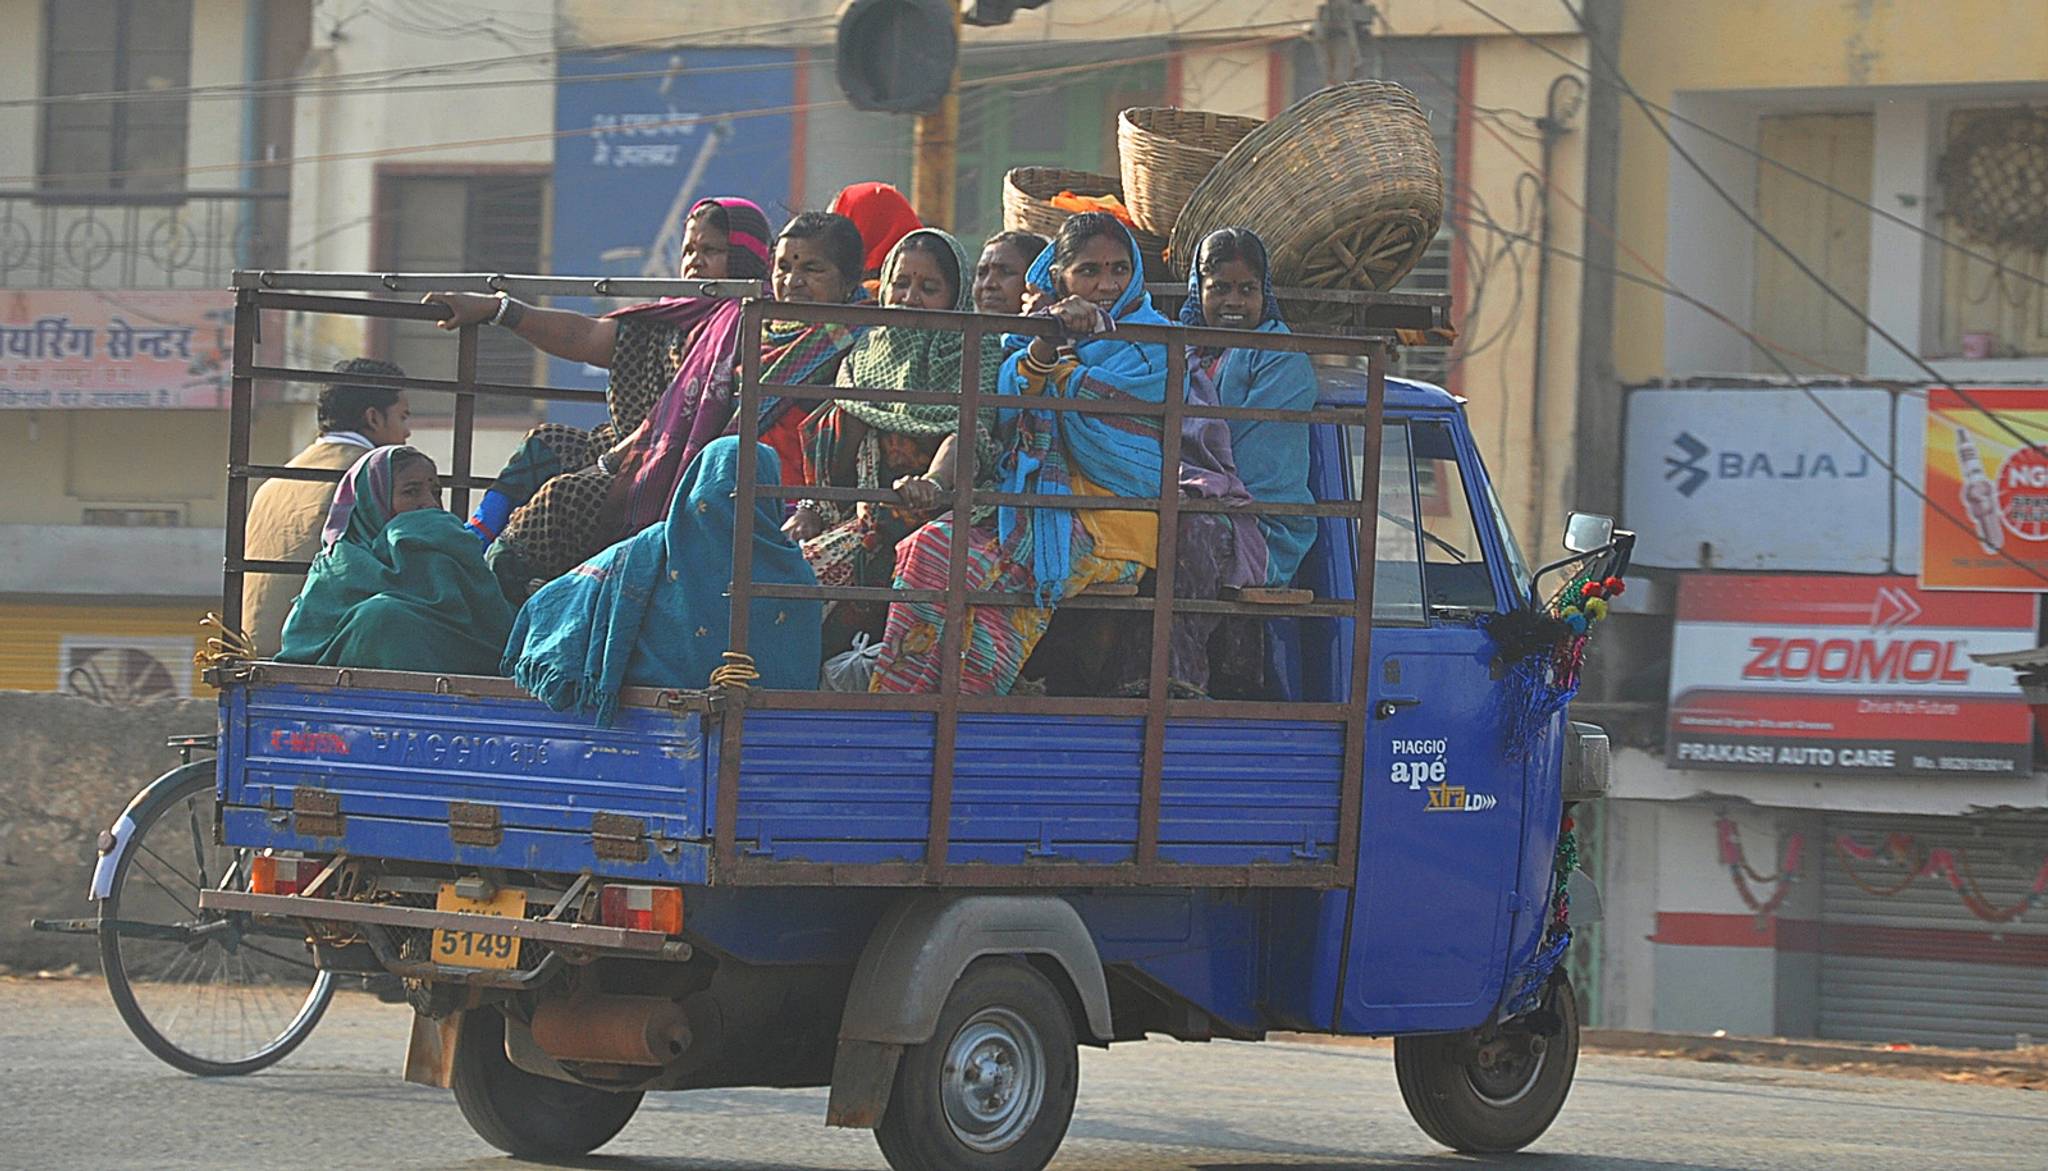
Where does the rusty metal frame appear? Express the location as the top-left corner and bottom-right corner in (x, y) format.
(714, 298), (1399, 889)
(221, 271), (1435, 892)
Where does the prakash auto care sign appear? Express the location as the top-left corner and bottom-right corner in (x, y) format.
(1622, 387), (1893, 573)
(1667, 574), (2036, 776)
(1920, 387), (2048, 590)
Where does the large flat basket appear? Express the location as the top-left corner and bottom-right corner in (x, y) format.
(1168, 82), (1445, 322)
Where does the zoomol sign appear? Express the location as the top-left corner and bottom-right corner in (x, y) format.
(1624, 387), (1895, 573)
(1666, 574), (2035, 777)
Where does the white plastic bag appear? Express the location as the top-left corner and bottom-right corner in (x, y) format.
(821, 633), (883, 693)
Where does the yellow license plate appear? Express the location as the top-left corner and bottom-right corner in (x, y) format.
(431, 885), (526, 970)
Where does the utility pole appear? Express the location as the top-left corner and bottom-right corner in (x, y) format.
(911, 4), (963, 229)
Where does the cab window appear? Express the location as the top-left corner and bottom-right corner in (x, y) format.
(1410, 420), (1500, 614)
(1348, 422), (1425, 625)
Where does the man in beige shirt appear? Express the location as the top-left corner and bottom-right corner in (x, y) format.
(242, 358), (412, 656)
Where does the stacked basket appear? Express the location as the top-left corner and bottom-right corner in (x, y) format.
(1170, 83), (1444, 323)
(1000, 166), (1170, 278)
(1117, 107), (1265, 239)
(1000, 84), (1443, 316)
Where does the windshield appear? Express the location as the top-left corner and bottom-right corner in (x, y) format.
(1476, 461), (1533, 600)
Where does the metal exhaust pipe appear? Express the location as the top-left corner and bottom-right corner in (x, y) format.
(529, 994), (691, 1067)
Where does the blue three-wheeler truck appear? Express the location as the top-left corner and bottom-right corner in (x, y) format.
(90, 272), (1625, 1171)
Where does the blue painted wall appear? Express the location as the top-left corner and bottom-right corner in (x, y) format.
(548, 48), (796, 425)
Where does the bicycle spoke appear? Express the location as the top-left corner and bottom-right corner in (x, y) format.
(185, 800), (212, 892)
(128, 854), (202, 920)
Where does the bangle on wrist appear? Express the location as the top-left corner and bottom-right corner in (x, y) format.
(491, 293), (526, 329)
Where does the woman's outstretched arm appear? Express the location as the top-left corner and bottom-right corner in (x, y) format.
(423, 292), (620, 370)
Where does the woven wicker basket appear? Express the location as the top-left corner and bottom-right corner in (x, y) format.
(1000, 166), (1171, 280)
(1117, 107), (1264, 239)
(1168, 83), (1444, 323)
(1002, 167), (1122, 239)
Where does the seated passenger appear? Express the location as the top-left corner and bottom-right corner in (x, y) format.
(241, 357), (411, 657)
(421, 201), (863, 598)
(828, 181), (922, 285)
(1111, 227), (1319, 698)
(505, 437), (822, 725)
(868, 212), (1170, 696)
(277, 446), (514, 675)
(784, 228), (1002, 652)
(747, 212), (871, 477)
(972, 230), (1050, 315)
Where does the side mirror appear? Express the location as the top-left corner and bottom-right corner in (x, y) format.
(1562, 511), (1615, 554)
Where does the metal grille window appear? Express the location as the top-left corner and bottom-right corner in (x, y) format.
(380, 173), (547, 417)
(39, 0), (193, 192)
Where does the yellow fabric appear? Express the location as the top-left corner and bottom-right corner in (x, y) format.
(1012, 351), (1157, 569)
(241, 439), (365, 657)
(1068, 470), (1158, 568)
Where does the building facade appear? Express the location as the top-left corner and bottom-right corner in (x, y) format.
(1596, 0), (2048, 1046)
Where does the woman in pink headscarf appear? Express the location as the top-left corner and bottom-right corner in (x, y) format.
(423, 198), (861, 599)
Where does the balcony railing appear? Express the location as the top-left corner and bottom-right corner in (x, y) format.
(0, 190), (288, 289)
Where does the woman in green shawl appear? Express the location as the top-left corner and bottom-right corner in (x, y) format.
(782, 228), (1001, 651)
(278, 446), (515, 675)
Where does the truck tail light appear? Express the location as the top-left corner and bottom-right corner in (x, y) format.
(598, 884), (683, 935)
(250, 852), (320, 896)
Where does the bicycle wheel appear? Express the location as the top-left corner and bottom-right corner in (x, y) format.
(98, 766), (335, 1076)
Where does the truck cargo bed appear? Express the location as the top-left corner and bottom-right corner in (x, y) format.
(217, 664), (1347, 886)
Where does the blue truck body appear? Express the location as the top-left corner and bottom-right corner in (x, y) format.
(215, 378), (1569, 1039)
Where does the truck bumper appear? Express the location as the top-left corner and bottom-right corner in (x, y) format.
(196, 889), (685, 987)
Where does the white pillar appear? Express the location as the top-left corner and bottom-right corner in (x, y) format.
(1865, 98), (1933, 378)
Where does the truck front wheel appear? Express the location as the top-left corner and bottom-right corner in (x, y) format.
(874, 958), (1079, 1171)
(450, 1007), (644, 1159)
(1393, 972), (1580, 1153)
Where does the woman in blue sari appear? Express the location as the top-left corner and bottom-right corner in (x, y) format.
(278, 446), (515, 675)
(869, 212), (1170, 696)
(505, 437), (822, 725)
(1114, 227), (1319, 697)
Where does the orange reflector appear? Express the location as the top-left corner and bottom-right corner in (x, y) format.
(249, 852), (318, 896)
(598, 884), (684, 935)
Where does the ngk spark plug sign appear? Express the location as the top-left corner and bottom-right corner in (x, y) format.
(1667, 574), (2035, 776)
(1920, 387), (2048, 590)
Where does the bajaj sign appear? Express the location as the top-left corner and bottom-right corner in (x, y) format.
(1624, 387), (1895, 571)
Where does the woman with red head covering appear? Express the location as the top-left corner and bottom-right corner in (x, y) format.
(829, 182), (923, 279)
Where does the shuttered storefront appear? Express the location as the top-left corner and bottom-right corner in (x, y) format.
(1820, 812), (2048, 1049)
(0, 600), (210, 699)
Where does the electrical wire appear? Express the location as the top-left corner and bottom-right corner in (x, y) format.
(1540, 0), (2048, 475)
(1, 28), (1306, 190)
(0, 11), (846, 111)
(1375, 6), (2048, 587)
(1444, 0), (2048, 293)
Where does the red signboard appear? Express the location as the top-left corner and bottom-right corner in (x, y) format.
(1667, 574), (2036, 776)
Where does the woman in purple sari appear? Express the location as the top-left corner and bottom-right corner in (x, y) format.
(1114, 227), (1319, 698)
(422, 201), (864, 600)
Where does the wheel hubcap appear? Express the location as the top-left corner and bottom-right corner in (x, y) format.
(1466, 1034), (1547, 1106)
(940, 1008), (1045, 1153)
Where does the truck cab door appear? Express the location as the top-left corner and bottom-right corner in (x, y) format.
(1342, 416), (1528, 1033)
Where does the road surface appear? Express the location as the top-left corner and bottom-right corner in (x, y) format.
(2, 979), (2042, 1170)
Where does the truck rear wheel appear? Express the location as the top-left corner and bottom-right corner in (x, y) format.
(874, 958), (1078, 1171)
(450, 1007), (643, 1159)
(1393, 973), (1579, 1153)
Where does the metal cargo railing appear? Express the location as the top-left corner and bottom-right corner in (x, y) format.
(220, 270), (1451, 891)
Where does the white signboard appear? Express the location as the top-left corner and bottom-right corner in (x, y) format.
(1622, 387), (1894, 572)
